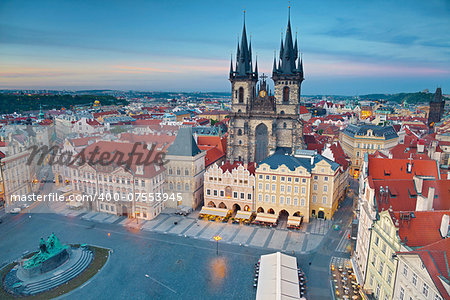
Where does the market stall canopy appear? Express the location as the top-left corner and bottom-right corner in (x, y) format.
(255, 213), (278, 224)
(287, 216), (302, 227)
(256, 252), (301, 300)
(234, 210), (252, 220)
(199, 206), (229, 217)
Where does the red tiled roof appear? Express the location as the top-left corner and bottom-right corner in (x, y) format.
(392, 211), (450, 248)
(389, 143), (430, 160)
(373, 179), (450, 212)
(134, 119), (163, 126)
(299, 106), (309, 114)
(329, 142), (349, 170)
(220, 161), (256, 175)
(368, 157), (439, 180)
(199, 146), (225, 167)
(411, 238), (450, 299)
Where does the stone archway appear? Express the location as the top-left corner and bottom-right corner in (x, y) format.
(267, 208), (275, 214)
(207, 201), (216, 208)
(232, 203), (241, 213)
(218, 202), (227, 209)
(255, 123), (268, 163)
(318, 210), (325, 219)
(244, 205), (250, 212)
(257, 207), (264, 213)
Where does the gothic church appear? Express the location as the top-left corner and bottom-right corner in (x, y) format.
(227, 11), (305, 163)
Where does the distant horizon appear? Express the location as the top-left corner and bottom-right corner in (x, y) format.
(0, 87), (446, 98)
(1, 0), (449, 94)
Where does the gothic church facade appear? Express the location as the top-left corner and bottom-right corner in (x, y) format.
(227, 12), (305, 163)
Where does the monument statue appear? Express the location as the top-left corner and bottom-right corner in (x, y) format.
(23, 233), (69, 270)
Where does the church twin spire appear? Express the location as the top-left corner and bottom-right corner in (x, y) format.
(229, 12), (258, 80)
(273, 7), (303, 78)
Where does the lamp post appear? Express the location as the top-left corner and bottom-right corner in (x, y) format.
(213, 235), (222, 256)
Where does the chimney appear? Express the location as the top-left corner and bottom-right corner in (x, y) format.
(440, 214), (449, 238)
(407, 162), (412, 173)
(417, 142), (424, 153)
(427, 187), (435, 209)
(413, 176), (423, 194)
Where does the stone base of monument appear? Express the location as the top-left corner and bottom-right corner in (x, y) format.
(3, 246), (93, 296)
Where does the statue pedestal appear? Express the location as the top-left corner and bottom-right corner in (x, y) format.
(19, 248), (71, 278)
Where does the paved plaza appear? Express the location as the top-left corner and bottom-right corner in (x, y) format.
(49, 202), (332, 254)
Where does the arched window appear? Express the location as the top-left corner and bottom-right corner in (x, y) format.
(238, 87), (244, 103)
(185, 169), (189, 176)
(238, 129), (242, 136)
(283, 86), (289, 103)
(280, 111), (285, 115)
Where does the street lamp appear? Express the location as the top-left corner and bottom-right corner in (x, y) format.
(213, 235), (222, 256)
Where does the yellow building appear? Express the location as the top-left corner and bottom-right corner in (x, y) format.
(255, 150), (347, 222)
(340, 124), (398, 177)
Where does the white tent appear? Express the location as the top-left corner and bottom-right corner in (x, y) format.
(256, 252), (301, 300)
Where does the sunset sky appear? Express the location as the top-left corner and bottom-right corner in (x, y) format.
(0, 0), (449, 94)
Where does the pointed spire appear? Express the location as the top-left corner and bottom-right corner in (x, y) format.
(229, 54), (234, 76)
(276, 6), (297, 75)
(279, 30), (284, 60)
(234, 10), (252, 77)
(254, 56), (258, 76)
(272, 51), (278, 74)
(294, 32), (298, 60)
(299, 52), (304, 76)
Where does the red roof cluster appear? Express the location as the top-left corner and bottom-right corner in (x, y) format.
(220, 161), (256, 175)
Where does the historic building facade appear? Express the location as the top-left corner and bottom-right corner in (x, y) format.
(203, 161), (256, 212)
(227, 12), (305, 163)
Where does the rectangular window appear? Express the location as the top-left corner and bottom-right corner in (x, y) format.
(322, 196), (327, 204)
(280, 185), (285, 192)
(247, 193), (251, 200)
(286, 197), (291, 205)
(259, 183), (263, 190)
(272, 176), (276, 181)
(265, 195), (269, 203)
(213, 190), (218, 196)
(400, 287), (404, 300)
(378, 261), (384, 274)
(301, 187), (306, 194)
(301, 198), (305, 206)
(220, 190), (224, 197)
(281, 176), (285, 182)
(266, 175), (270, 180)
(314, 176), (318, 180)
(387, 270), (392, 284)
(271, 195), (276, 203)
(294, 186), (299, 193)
(412, 273), (417, 285)
(207, 189), (211, 195)
(287, 186), (292, 193)
(279, 196), (284, 204)
(265, 184), (270, 191)
(287, 177), (292, 182)
(272, 184), (276, 191)
(258, 194), (262, 202)
(294, 178), (299, 183)
(313, 184), (318, 191)
(323, 185), (328, 192)
(422, 283), (428, 297)
(240, 193), (244, 199)
(312, 195), (317, 203)
(258, 174), (263, 179)
(233, 192), (238, 198)
(302, 178), (306, 183)
(324, 176), (328, 181)
(403, 265), (408, 276)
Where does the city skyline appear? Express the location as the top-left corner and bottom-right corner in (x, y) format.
(0, 0), (449, 94)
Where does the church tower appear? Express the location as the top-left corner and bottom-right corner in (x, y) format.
(227, 10), (305, 164)
(271, 8), (305, 150)
(229, 13), (258, 114)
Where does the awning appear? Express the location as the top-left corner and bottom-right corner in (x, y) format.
(235, 210), (252, 220)
(287, 216), (302, 227)
(255, 213), (278, 224)
(256, 252), (301, 300)
(199, 206), (229, 217)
